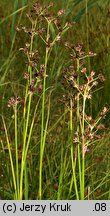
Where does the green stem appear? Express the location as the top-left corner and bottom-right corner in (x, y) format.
(14, 105), (19, 198)
(19, 94), (32, 199)
(19, 19), (38, 200)
(81, 96), (86, 200)
(69, 98), (79, 199)
(2, 116), (17, 199)
(39, 21), (50, 200)
(76, 58), (82, 199)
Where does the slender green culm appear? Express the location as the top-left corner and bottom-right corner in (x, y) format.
(39, 22), (50, 197)
(0, 0), (109, 200)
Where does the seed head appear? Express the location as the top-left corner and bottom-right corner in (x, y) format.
(7, 97), (22, 108)
(100, 106), (108, 117)
(38, 84), (42, 92)
(98, 73), (105, 82)
(57, 9), (65, 16)
(56, 35), (61, 42)
(24, 73), (29, 80)
(7, 97), (16, 107)
(90, 71), (95, 77)
(92, 81), (98, 86)
(87, 51), (97, 57)
(81, 67), (87, 73)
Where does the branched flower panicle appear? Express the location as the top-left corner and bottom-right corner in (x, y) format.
(17, 1), (73, 101)
(62, 42), (107, 152)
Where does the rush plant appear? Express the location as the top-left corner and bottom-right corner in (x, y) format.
(0, 2), (71, 200)
(0, 1), (109, 200)
(62, 42), (107, 199)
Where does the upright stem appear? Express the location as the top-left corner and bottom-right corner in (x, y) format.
(19, 94), (32, 199)
(19, 19), (37, 200)
(81, 95), (86, 200)
(76, 59), (82, 199)
(69, 98), (79, 199)
(39, 21), (50, 200)
(14, 105), (19, 198)
(2, 116), (17, 198)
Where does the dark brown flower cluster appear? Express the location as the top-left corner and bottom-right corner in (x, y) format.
(17, 2), (73, 97)
(64, 42), (97, 59)
(72, 115), (106, 155)
(31, 2), (45, 15)
(7, 97), (22, 108)
(84, 114), (106, 140)
(62, 44), (106, 103)
(19, 43), (39, 68)
(61, 42), (107, 153)
(100, 106), (108, 118)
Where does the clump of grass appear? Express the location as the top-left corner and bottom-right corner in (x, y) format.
(0, 2), (71, 200)
(61, 42), (108, 199)
(0, 1), (109, 200)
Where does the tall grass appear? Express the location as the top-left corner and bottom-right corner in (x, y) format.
(0, 0), (110, 200)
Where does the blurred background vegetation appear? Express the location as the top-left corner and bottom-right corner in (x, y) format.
(0, 0), (110, 199)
